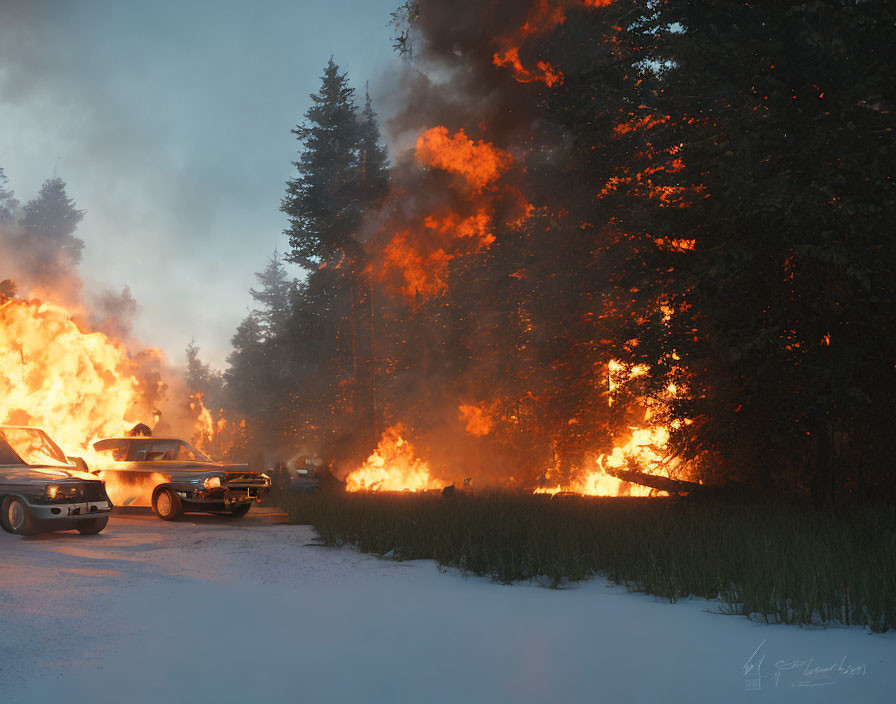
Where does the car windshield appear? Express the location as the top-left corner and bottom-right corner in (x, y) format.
(92, 439), (129, 461)
(0, 427), (71, 467)
(136, 440), (213, 463)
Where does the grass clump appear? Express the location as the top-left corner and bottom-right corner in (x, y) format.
(278, 490), (896, 632)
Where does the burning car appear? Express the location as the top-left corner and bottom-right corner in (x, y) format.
(91, 435), (270, 521)
(0, 426), (112, 536)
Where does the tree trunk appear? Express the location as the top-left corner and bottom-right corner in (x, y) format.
(810, 419), (834, 507)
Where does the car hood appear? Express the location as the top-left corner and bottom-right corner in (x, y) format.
(101, 461), (250, 472)
(0, 465), (101, 484)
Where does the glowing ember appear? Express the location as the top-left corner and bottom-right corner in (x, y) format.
(613, 114), (669, 136)
(345, 424), (443, 492)
(654, 238), (696, 252)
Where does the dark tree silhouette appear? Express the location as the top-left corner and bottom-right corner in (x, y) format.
(249, 251), (292, 338)
(185, 339), (224, 409)
(0, 167), (17, 223)
(21, 177), (85, 265)
(281, 58), (364, 269)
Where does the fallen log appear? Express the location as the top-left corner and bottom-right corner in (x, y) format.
(604, 467), (706, 495)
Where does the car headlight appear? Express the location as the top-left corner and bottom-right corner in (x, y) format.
(46, 485), (59, 500)
(203, 476), (222, 489)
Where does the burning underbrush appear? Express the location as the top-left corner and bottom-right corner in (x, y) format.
(344, 424), (444, 492)
(340, 357), (691, 498)
(340, 418), (683, 497)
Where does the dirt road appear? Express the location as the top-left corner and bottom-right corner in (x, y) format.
(1, 507), (892, 703)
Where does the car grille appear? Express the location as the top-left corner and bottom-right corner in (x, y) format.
(80, 482), (108, 501)
(38, 481), (109, 504)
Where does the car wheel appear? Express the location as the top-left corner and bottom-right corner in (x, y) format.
(229, 503), (252, 518)
(1, 496), (38, 536)
(77, 515), (109, 535)
(152, 487), (183, 521)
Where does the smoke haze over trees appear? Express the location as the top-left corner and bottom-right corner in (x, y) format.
(217, 1), (894, 501)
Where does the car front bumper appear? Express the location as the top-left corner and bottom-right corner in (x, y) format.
(24, 498), (112, 530)
(176, 485), (268, 509)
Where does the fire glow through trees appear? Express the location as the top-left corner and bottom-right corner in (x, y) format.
(10, 0), (880, 502)
(340, 0), (693, 495)
(0, 0), (690, 498)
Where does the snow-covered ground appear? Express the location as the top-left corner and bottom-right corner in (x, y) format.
(0, 508), (891, 703)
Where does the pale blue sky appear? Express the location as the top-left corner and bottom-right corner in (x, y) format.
(0, 0), (402, 367)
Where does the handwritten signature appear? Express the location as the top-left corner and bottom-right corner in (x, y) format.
(743, 640), (868, 690)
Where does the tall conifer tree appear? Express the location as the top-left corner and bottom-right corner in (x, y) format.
(21, 177), (85, 265)
(281, 58), (363, 269)
(0, 167), (17, 223)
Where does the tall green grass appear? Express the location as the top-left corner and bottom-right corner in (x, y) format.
(279, 490), (896, 632)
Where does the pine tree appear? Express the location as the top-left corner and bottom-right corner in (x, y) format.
(0, 168), (17, 223)
(281, 58), (363, 269)
(20, 177), (85, 265)
(249, 251), (292, 338)
(224, 315), (268, 418)
(185, 339), (224, 412)
(619, 1), (896, 498)
(277, 59), (393, 452)
(358, 87), (390, 214)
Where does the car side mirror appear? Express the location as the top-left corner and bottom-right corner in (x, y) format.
(67, 456), (90, 472)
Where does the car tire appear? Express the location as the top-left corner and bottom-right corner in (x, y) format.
(229, 503), (252, 518)
(77, 515), (109, 535)
(1, 496), (38, 536)
(152, 487), (183, 521)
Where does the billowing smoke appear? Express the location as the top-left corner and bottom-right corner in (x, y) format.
(89, 286), (138, 339)
(0, 218), (86, 314)
(0, 180), (217, 458)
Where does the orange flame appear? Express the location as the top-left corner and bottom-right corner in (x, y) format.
(535, 424), (672, 497)
(459, 403), (495, 437)
(491, 1), (616, 86)
(536, 358), (683, 497)
(380, 232), (452, 298)
(97, 471), (170, 507)
(493, 48), (564, 87)
(371, 128), (517, 300)
(0, 298), (155, 458)
(0, 297), (220, 467)
(415, 127), (513, 191)
(345, 424), (443, 492)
